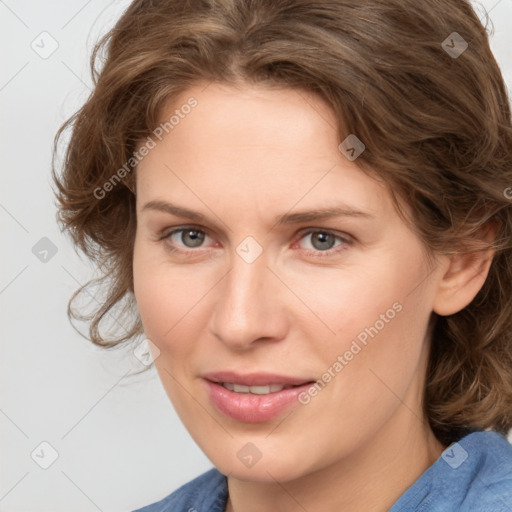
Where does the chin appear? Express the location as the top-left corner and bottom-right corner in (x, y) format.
(207, 449), (310, 483)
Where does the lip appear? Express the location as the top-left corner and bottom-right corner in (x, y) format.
(202, 371), (316, 423)
(202, 371), (314, 387)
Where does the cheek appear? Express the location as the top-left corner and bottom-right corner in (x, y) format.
(134, 269), (191, 347)
(294, 261), (407, 348)
(133, 240), (178, 348)
(307, 248), (434, 384)
(132, 242), (213, 357)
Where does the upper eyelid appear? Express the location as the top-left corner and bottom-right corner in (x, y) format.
(163, 225), (215, 240)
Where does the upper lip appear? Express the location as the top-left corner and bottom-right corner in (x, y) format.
(202, 371), (315, 387)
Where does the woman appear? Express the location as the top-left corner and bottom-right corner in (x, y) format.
(52, 0), (512, 510)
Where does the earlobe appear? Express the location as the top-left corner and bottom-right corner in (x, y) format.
(432, 222), (499, 316)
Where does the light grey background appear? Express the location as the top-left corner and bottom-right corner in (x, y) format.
(1, 1), (511, 511)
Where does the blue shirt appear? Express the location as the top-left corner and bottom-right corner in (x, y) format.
(132, 430), (512, 512)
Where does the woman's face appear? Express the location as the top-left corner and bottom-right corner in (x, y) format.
(133, 82), (446, 482)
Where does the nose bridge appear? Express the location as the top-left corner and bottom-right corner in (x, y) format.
(210, 241), (285, 348)
(228, 252), (266, 308)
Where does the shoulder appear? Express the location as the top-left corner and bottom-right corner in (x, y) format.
(453, 430), (512, 510)
(390, 430), (512, 512)
(428, 430), (512, 511)
(131, 467), (228, 512)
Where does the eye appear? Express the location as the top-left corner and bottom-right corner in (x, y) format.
(294, 229), (352, 257)
(161, 226), (213, 252)
(158, 225), (353, 257)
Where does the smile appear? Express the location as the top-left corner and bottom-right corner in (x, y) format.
(201, 371), (316, 422)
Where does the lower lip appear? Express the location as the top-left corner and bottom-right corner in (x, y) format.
(203, 379), (313, 423)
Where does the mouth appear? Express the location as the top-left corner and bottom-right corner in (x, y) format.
(202, 371), (316, 422)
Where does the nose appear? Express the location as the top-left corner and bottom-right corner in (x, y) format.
(208, 246), (289, 350)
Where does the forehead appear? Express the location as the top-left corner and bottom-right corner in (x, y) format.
(135, 82), (397, 220)
(164, 81), (337, 147)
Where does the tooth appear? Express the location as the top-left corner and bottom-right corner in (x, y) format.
(249, 385), (271, 395)
(222, 383), (290, 394)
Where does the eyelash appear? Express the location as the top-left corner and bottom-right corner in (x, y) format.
(158, 225), (353, 258)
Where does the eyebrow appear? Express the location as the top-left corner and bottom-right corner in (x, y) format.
(141, 200), (375, 226)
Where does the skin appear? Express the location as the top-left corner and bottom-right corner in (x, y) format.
(132, 82), (496, 512)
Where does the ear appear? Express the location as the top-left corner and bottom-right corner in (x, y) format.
(432, 221), (499, 316)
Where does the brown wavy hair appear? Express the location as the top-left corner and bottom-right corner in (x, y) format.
(52, 0), (512, 446)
